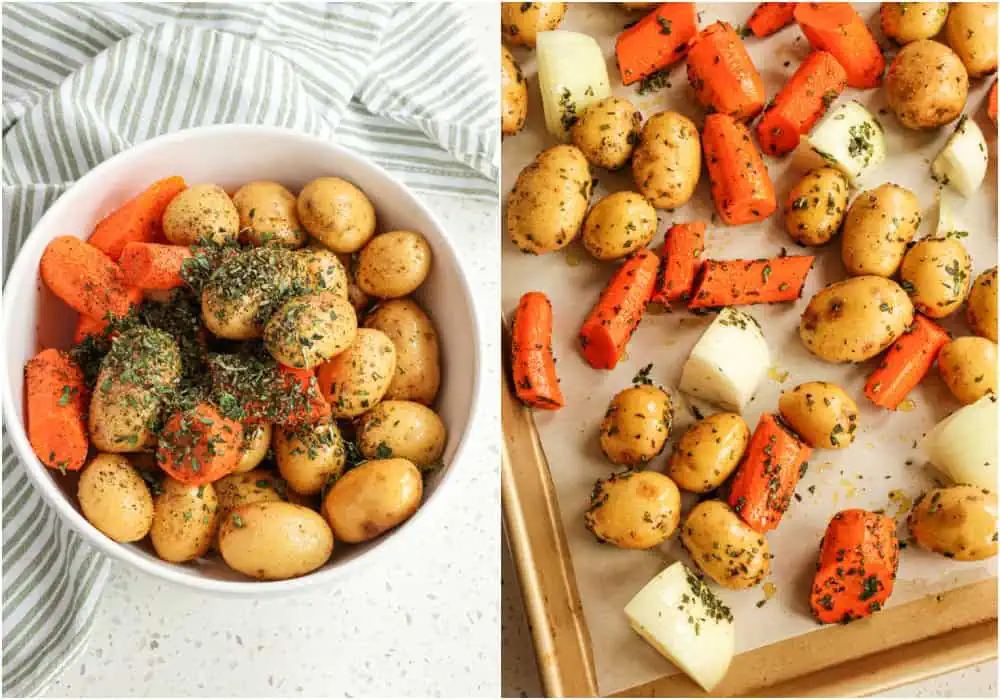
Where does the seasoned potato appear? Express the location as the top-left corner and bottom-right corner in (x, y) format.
(886, 40), (968, 130)
(967, 267), (998, 343)
(232, 181), (306, 248)
(219, 502), (334, 580)
(880, 3), (949, 45)
(778, 381), (859, 449)
(162, 183), (239, 245)
(584, 470), (680, 549)
(599, 385), (673, 466)
(666, 413), (749, 493)
(937, 337), (998, 405)
(784, 168), (849, 246)
(364, 299), (440, 404)
(264, 292), (357, 369)
(89, 328), (181, 452)
(298, 243), (349, 298)
(899, 237), (972, 318)
(841, 184), (921, 277)
(944, 3), (997, 77)
(234, 423), (272, 474)
(507, 145), (591, 254)
(215, 469), (284, 520)
(150, 477), (219, 563)
(77, 454), (154, 543)
(581, 191), (656, 261)
(357, 400), (446, 470)
(502, 46), (527, 136)
(337, 252), (371, 314)
(800, 276), (914, 363)
(631, 111), (701, 210)
(356, 230), (432, 299)
(316, 328), (397, 418)
(908, 485), (998, 561)
(297, 177), (376, 253)
(680, 500), (771, 589)
(275, 419), (346, 496)
(321, 458), (423, 543)
(570, 96), (642, 171)
(501, 2), (568, 47)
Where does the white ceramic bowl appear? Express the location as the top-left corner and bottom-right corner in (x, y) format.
(1, 125), (483, 594)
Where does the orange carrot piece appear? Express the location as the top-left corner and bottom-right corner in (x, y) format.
(119, 242), (193, 289)
(729, 412), (812, 533)
(864, 314), (950, 410)
(511, 292), (564, 410)
(794, 3), (885, 89)
(24, 349), (89, 473)
(702, 113), (777, 225)
(73, 314), (110, 344)
(747, 2), (797, 37)
(616, 3), (698, 86)
(686, 21), (767, 120)
(579, 249), (659, 370)
(989, 82), (997, 123)
(653, 222), (706, 304)
(757, 50), (848, 156)
(265, 366), (330, 425)
(811, 509), (899, 624)
(40, 236), (143, 320)
(689, 256), (814, 308)
(156, 403), (244, 486)
(88, 176), (187, 260)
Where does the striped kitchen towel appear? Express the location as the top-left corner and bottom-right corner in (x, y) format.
(1, 2), (496, 695)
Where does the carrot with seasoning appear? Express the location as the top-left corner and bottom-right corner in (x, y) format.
(156, 403), (244, 486)
(794, 3), (885, 89)
(728, 412), (812, 533)
(686, 21), (767, 120)
(747, 2), (797, 37)
(989, 82), (997, 123)
(616, 2), (698, 86)
(811, 509), (899, 624)
(864, 314), (950, 410)
(511, 292), (564, 410)
(579, 249), (659, 370)
(757, 50), (847, 156)
(702, 113), (777, 225)
(689, 255), (814, 308)
(119, 242), (193, 289)
(25, 348), (89, 473)
(653, 221), (706, 304)
(40, 236), (142, 320)
(73, 314), (110, 344)
(88, 176), (187, 260)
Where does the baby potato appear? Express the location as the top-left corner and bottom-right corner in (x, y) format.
(937, 337), (998, 405)
(357, 400), (446, 470)
(162, 183), (239, 245)
(215, 470), (285, 519)
(899, 237), (972, 318)
(219, 502), (334, 580)
(502, 46), (527, 136)
(297, 177), (376, 253)
(582, 191), (656, 261)
(908, 485), (998, 561)
(967, 267), (998, 343)
(570, 96), (642, 171)
(337, 252), (371, 314)
(356, 230), (432, 299)
(232, 181), (306, 248)
(784, 168), (849, 246)
(298, 243), (349, 298)
(321, 458), (423, 543)
(264, 292), (358, 369)
(77, 454), (154, 543)
(584, 470), (680, 549)
(680, 500), (771, 589)
(632, 111), (701, 210)
(886, 39), (968, 130)
(364, 299), (441, 404)
(234, 423), (272, 474)
(944, 3), (997, 77)
(599, 385), (673, 466)
(501, 2), (568, 47)
(800, 276), (914, 363)
(880, 3), (949, 45)
(316, 328), (397, 418)
(841, 184), (921, 277)
(778, 381), (859, 449)
(275, 419), (346, 496)
(666, 413), (749, 493)
(150, 477), (219, 563)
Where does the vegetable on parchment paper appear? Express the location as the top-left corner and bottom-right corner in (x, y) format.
(652, 221), (705, 305)
(864, 314), (951, 410)
(702, 113), (777, 225)
(922, 394), (998, 491)
(686, 21), (766, 120)
(536, 30), (612, 141)
(25, 348), (89, 473)
(794, 2), (885, 89)
(688, 255), (815, 309)
(747, 2), (797, 37)
(794, 101), (887, 185)
(932, 114), (989, 198)
(511, 291), (564, 410)
(989, 82), (997, 123)
(615, 2), (697, 86)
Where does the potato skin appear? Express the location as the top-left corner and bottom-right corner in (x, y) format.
(937, 337), (998, 405)
(631, 111), (701, 210)
(599, 385), (673, 466)
(275, 419), (346, 496)
(297, 177), (376, 253)
(784, 168), (849, 246)
(357, 400), (446, 470)
(299, 243), (349, 299)
(886, 39), (969, 130)
(264, 292), (358, 369)
(232, 181), (306, 248)
(356, 230), (432, 299)
(219, 502), (334, 580)
(234, 423), (271, 474)
(162, 183), (239, 245)
(501, 2), (568, 47)
(841, 184), (921, 277)
(778, 381), (859, 449)
(899, 237), (972, 318)
(582, 191), (656, 261)
(501, 46), (527, 136)
(77, 454), (154, 543)
(214, 469), (285, 519)
(321, 458), (423, 543)
(680, 500), (771, 589)
(570, 96), (642, 171)
(364, 299), (440, 405)
(800, 276), (915, 363)
(150, 477), (219, 563)
(880, 3), (949, 45)
(584, 470), (680, 549)
(944, 3), (997, 77)
(507, 145), (591, 254)
(967, 267), (998, 343)
(666, 413), (749, 493)
(316, 328), (397, 418)
(908, 486), (998, 561)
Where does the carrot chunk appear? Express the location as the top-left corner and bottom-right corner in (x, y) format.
(88, 176), (187, 260)
(156, 403), (244, 486)
(864, 314), (951, 410)
(511, 292), (564, 410)
(702, 113), (777, 225)
(119, 242), (193, 290)
(747, 2), (797, 37)
(989, 82), (997, 123)
(616, 3), (698, 86)
(25, 348), (89, 472)
(40, 236), (142, 320)
(73, 314), (111, 344)
(794, 3), (885, 89)
(686, 21), (766, 120)
(653, 222), (706, 304)
(688, 256), (814, 308)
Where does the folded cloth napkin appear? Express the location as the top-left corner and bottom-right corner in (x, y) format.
(1, 3), (496, 695)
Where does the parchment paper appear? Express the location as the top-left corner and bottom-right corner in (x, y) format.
(501, 3), (998, 695)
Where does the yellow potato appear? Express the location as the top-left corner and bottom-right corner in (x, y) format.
(899, 237), (972, 318)
(232, 181), (306, 248)
(298, 243), (349, 298)
(321, 458), (423, 543)
(162, 183), (239, 245)
(316, 328), (397, 418)
(841, 184), (921, 277)
(214, 470), (285, 519)
(778, 381), (859, 449)
(783, 168), (849, 247)
(599, 385), (673, 466)
(150, 477), (219, 563)
(219, 502), (334, 580)
(937, 337), (998, 405)
(886, 39), (968, 130)
(570, 96), (642, 171)
(501, 46), (527, 136)
(944, 2), (997, 77)
(880, 3), (949, 45)
(967, 267), (998, 343)
(680, 500), (771, 589)
(234, 423), (272, 474)
(357, 400), (446, 470)
(501, 2), (568, 47)
(275, 419), (346, 496)
(77, 454), (154, 543)
(908, 485), (997, 561)
(364, 299), (441, 405)
(582, 191), (657, 261)
(584, 470), (680, 549)
(356, 230), (432, 299)
(336, 252), (371, 314)
(667, 413), (749, 493)
(632, 111), (700, 209)
(297, 177), (376, 253)
(264, 292), (358, 369)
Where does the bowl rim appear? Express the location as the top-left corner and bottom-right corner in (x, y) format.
(1, 123), (484, 595)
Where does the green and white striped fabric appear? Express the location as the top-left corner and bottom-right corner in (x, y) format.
(1, 2), (496, 695)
